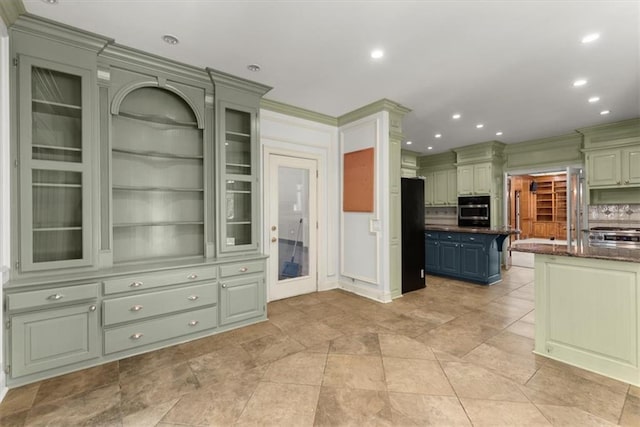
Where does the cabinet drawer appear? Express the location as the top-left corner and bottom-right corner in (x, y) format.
(104, 306), (217, 354)
(7, 283), (98, 311)
(425, 232), (440, 240)
(103, 267), (216, 295)
(220, 261), (264, 278)
(441, 233), (460, 242)
(103, 283), (216, 326)
(460, 234), (484, 243)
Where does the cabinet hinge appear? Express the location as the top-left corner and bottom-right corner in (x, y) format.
(13, 57), (18, 67)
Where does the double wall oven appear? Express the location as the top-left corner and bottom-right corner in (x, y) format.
(458, 196), (490, 228)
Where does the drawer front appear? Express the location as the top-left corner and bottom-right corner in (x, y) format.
(425, 232), (440, 240)
(220, 261), (264, 278)
(7, 283), (99, 311)
(103, 283), (217, 326)
(460, 234), (485, 243)
(104, 306), (217, 354)
(441, 233), (460, 242)
(103, 267), (217, 295)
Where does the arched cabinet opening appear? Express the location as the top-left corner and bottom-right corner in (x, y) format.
(111, 86), (205, 264)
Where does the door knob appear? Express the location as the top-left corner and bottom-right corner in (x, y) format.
(271, 237), (277, 242)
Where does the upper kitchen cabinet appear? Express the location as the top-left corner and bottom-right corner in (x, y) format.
(580, 119), (640, 204)
(207, 69), (272, 256)
(418, 151), (457, 206)
(400, 150), (419, 178)
(99, 44), (214, 264)
(9, 15), (111, 274)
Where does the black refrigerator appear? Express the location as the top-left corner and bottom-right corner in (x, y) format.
(401, 178), (426, 293)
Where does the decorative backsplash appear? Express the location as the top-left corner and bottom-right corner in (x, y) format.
(589, 204), (640, 228)
(425, 206), (457, 226)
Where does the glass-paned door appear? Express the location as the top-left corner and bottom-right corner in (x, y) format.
(267, 154), (317, 301)
(19, 58), (93, 270)
(219, 105), (258, 253)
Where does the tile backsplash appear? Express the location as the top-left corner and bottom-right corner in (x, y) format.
(425, 206), (457, 226)
(588, 204), (640, 228)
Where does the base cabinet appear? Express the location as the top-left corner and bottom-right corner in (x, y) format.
(220, 276), (265, 326)
(425, 231), (504, 285)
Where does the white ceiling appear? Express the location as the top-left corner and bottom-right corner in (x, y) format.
(23, 0), (640, 154)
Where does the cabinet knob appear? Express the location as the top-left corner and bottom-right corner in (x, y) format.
(130, 281), (143, 288)
(130, 305), (144, 312)
(187, 295), (199, 301)
(89, 305), (97, 312)
(187, 273), (198, 280)
(188, 320), (199, 327)
(625, 180), (630, 185)
(221, 283), (227, 289)
(617, 181), (621, 185)
(47, 293), (64, 301)
(130, 333), (144, 340)
(239, 267), (248, 272)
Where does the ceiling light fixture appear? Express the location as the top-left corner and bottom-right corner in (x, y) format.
(406, 141), (412, 145)
(452, 113), (461, 119)
(434, 134), (442, 138)
(370, 49), (384, 59)
(247, 64), (261, 72)
(588, 96), (600, 103)
(573, 79), (587, 87)
(427, 146), (433, 150)
(600, 110), (610, 115)
(496, 131), (503, 136)
(162, 34), (179, 45)
(581, 33), (600, 44)
(476, 124), (484, 129)
(41, 0), (58, 4)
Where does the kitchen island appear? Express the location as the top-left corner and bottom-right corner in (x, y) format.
(511, 243), (640, 386)
(425, 225), (518, 285)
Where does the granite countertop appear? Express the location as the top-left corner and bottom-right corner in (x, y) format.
(425, 224), (520, 235)
(510, 243), (640, 263)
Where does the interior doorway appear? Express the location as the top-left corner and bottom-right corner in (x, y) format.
(265, 153), (318, 301)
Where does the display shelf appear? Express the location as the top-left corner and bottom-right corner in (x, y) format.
(118, 110), (197, 128)
(32, 99), (81, 118)
(112, 185), (203, 192)
(113, 221), (204, 228)
(34, 226), (82, 232)
(112, 147), (203, 160)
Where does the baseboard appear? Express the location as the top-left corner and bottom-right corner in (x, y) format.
(338, 279), (392, 303)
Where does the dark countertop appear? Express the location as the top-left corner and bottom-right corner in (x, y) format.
(425, 225), (520, 236)
(510, 243), (640, 263)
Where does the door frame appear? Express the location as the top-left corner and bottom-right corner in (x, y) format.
(263, 147), (322, 302)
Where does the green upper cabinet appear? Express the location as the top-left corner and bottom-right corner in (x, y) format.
(447, 169), (458, 205)
(208, 69), (271, 255)
(457, 163), (492, 195)
(434, 169), (457, 205)
(457, 165), (474, 195)
(424, 172), (435, 205)
(10, 16), (109, 274)
(418, 151), (457, 207)
(586, 146), (640, 188)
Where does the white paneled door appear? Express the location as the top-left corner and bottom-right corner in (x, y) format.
(267, 154), (317, 301)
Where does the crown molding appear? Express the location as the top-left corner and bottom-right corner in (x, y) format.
(0, 0), (25, 27)
(260, 98), (337, 126)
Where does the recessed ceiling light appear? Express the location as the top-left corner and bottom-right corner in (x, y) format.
(427, 146), (433, 150)
(162, 34), (179, 45)
(434, 134), (442, 138)
(370, 49), (384, 59)
(581, 33), (600, 44)
(573, 79), (587, 87)
(452, 113), (461, 119)
(41, 0), (57, 4)
(496, 131), (503, 136)
(247, 64), (261, 72)
(476, 124), (484, 129)
(600, 110), (610, 115)
(406, 141), (412, 145)
(588, 96), (600, 103)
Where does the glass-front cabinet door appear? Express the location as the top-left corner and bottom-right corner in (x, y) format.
(219, 104), (258, 253)
(19, 57), (94, 271)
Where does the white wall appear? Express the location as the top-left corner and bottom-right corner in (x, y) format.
(339, 112), (393, 302)
(260, 109), (339, 292)
(0, 17), (10, 400)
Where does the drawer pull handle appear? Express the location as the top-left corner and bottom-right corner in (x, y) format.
(239, 267), (248, 273)
(447, 236), (452, 239)
(469, 237), (475, 241)
(187, 273), (198, 280)
(130, 281), (143, 288)
(130, 305), (144, 312)
(130, 333), (144, 340)
(188, 295), (199, 301)
(47, 293), (64, 301)
(188, 320), (199, 327)
(89, 305), (97, 312)
(221, 283), (227, 289)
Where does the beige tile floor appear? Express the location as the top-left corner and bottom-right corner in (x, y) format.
(1, 266), (638, 426)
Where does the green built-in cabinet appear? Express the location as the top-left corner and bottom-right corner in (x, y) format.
(419, 152), (457, 207)
(5, 15), (271, 386)
(586, 146), (640, 188)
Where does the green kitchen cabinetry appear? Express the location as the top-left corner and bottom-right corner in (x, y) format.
(586, 146), (640, 188)
(423, 171), (435, 205)
(418, 151), (457, 207)
(457, 162), (492, 195)
(433, 168), (458, 205)
(5, 16), (271, 387)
